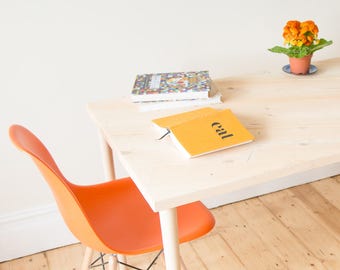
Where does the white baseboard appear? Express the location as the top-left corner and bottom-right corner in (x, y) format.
(203, 162), (340, 208)
(0, 203), (78, 262)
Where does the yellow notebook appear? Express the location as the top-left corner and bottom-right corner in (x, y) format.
(153, 108), (254, 158)
(152, 107), (217, 130)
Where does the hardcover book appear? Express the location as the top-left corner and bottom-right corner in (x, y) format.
(137, 81), (222, 111)
(131, 71), (211, 102)
(153, 108), (254, 158)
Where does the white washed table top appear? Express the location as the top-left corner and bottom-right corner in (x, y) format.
(88, 58), (340, 212)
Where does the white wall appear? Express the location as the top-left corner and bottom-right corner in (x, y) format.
(1, 0), (339, 261)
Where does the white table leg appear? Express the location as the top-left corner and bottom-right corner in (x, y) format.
(159, 208), (181, 270)
(98, 131), (128, 269)
(98, 130), (116, 180)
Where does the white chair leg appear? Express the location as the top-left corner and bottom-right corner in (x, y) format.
(180, 255), (188, 270)
(108, 254), (118, 270)
(117, 255), (127, 270)
(81, 246), (94, 270)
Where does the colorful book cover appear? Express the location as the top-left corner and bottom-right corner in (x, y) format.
(131, 71), (211, 102)
(137, 81), (222, 111)
(155, 108), (254, 158)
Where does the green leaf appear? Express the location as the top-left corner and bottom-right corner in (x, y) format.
(310, 39), (333, 53)
(268, 46), (290, 55)
(268, 39), (333, 58)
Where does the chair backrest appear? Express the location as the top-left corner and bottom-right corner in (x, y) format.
(9, 125), (111, 252)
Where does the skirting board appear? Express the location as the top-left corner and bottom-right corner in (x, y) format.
(0, 203), (78, 262)
(203, 162), (340, 208)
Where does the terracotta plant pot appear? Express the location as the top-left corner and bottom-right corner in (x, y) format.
(289, 54), (312, 75)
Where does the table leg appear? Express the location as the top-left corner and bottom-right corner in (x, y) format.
(159, 208), (181, 270)
(98, 131), (128, 269)
(98, 130), (116, 180)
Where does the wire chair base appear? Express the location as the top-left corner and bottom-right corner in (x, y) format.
(89, 250), (163, 270)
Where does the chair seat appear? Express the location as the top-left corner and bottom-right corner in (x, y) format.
(72, 177), (215, 255)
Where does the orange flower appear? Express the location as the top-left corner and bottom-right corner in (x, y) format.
(282, 20), (319, 47)
(300, 20), (319, 45)
(283, 20), (300, 45)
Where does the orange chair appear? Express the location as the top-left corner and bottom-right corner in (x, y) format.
(9, 125), (215, 270)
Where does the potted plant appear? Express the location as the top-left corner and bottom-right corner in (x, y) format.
(269, 20), (332, 74)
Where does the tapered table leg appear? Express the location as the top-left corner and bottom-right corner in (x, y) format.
(159, 208), (181, 270)
(98, 131), (128, 269)
(98, 131), (116, 180)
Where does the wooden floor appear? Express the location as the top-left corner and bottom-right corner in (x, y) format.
(1, 176), (340, 270)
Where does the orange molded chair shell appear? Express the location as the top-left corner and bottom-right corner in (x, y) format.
(9, 125), (215, 258)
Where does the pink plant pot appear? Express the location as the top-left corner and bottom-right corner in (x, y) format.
(289, 54), (313, 75)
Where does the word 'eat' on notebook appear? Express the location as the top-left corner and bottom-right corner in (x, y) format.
(152, 107), (254, 158)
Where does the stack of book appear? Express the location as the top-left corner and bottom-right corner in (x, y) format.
(130, 71), (222, 111)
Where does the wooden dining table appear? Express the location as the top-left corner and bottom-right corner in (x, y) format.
(87, 57), (340, 269)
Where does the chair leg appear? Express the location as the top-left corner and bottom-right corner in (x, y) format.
(108, 254), (118, 270)
(81, 246), (94, 270)
(180, 255), (188, 270)
(117, 255), (127, 270)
